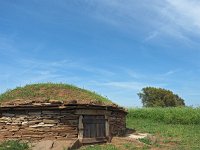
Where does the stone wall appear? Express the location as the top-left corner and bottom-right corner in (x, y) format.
(0, 109), (78, 140)
(109, 111), (126, 136)
(0, 105), (127, 142)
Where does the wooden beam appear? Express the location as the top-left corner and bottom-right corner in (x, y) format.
(78, 115), (83, 142)
(75, 109), (111, 115)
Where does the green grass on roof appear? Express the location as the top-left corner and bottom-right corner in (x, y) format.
(0, 83), (113, 104)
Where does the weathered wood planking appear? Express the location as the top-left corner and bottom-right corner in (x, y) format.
(83, 115), (106, 139)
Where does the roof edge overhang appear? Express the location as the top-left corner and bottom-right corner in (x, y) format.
(0, 103), (127, 114)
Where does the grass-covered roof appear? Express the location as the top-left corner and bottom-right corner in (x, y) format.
(0, 83), (115, 106)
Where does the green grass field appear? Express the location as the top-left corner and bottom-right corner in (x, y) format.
(127, 107), (200, 125)
(82, 107), (200, 150)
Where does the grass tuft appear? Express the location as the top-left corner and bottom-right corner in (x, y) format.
(80, 144), (118, 150)
(138, 137), (152, 145)
(0, 140), (29, 150)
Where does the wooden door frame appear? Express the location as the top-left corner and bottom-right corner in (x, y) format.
(76, 109), (111, 143)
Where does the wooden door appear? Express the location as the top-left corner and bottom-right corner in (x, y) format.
(82, 115), (106, 143)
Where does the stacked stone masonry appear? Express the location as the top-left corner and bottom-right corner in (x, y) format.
(0, 104), (127, 141)
(109, 111), (126, 136)
(0, 109), (78, 140)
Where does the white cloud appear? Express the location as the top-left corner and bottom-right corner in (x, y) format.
(102, 81), (145, 90)
(145, 31), (159, 42)
(91, 80), (167, 91)
(122, 68), (146, 79)
(163, 70), (177, 76)
(145, 0), (200, 42)
(18, 58), (115, 77)
(166, 0), (200, 30)
(85, 0), (200, 44)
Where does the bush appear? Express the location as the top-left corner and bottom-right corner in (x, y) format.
(138, 87), (185, 107)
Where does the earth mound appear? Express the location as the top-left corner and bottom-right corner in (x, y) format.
(0, 83), (116, 107)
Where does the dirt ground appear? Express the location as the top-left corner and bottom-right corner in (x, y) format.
(30, 139), (77, 150)
(110, 136), (145, 149)
(109, 135), (178, 150)
(80, 133), (178, 150)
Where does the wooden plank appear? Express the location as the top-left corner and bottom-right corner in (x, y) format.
(105, 115), (109, 137)
(84, 123), (90, 138)
(76, 109), (111, 115)
(82, 119), (107, 124)
(96, 123), (100, 137)
(90, 123), (96, 138)
(78, 115), (83, 140)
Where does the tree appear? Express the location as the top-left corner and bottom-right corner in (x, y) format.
(138, 87), (185, 107)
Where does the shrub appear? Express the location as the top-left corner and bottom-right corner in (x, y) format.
(138, 87), (185, 107)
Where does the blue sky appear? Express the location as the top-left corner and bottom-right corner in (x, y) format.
(0, 0), (200, 107)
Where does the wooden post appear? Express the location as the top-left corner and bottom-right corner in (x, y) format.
(105, 115), (111, 142)
(78, 115), (83, 143)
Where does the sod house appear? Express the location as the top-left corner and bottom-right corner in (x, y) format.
(0, 83), (127, 144)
